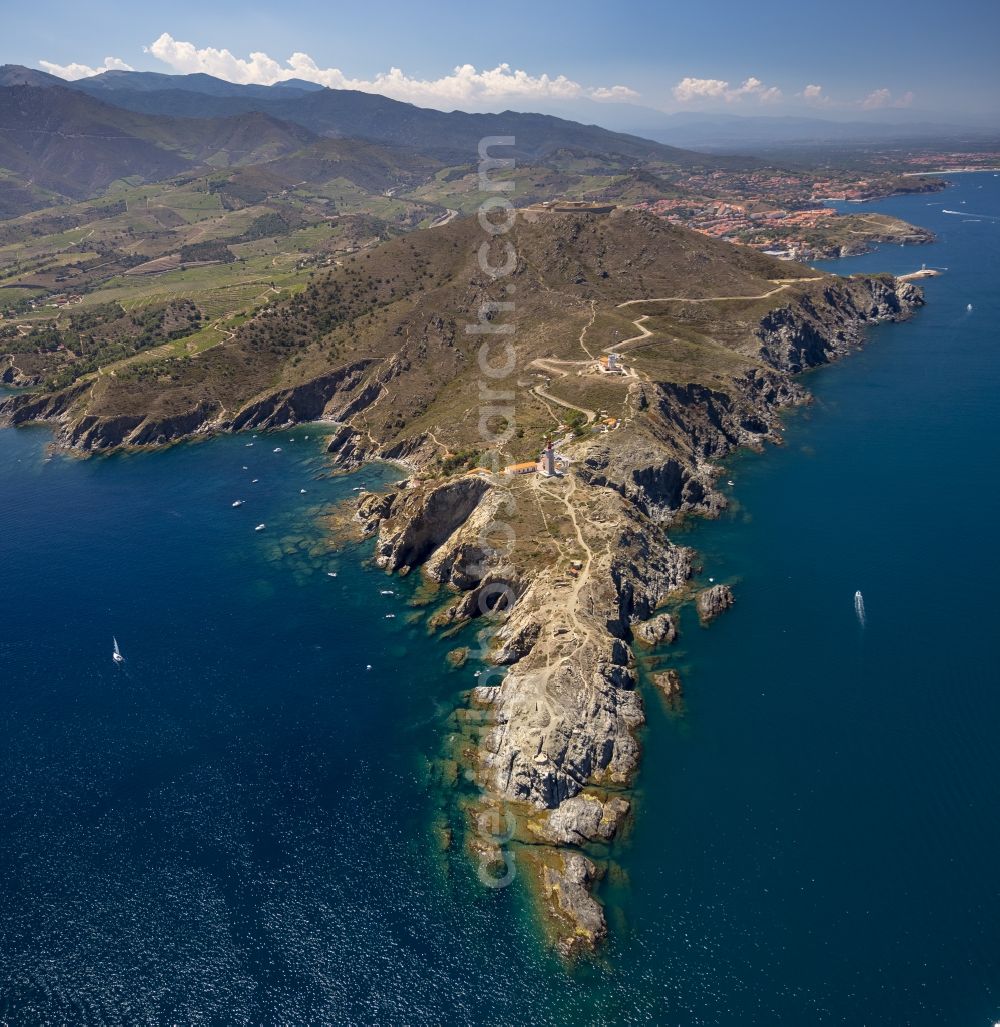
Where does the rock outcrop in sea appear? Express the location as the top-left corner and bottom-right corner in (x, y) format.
(697, 584), (735, 624)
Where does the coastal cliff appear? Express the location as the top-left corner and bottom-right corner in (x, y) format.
(0, 360), (379, 452)
(1, 359), (41, 388)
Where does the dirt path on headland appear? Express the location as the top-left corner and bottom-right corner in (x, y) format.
(606, 314), (652, 354)
(531, 382), (596, 424)
(615, 277), (822, 308)
(577, 300), (598, 359)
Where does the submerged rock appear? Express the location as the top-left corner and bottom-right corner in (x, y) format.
(446, 647), (469, 669)
(652, 669), (683, 704)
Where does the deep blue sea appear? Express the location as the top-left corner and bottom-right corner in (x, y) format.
(1, 172), (998, 1025)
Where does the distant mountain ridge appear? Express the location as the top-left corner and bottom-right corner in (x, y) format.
(76, 69), (323, 101)
(10, 66), (713, 164)
(0, 82), (324, 210)
(6, 65), (995, 160)
(0, 64), (756, 218)
(0, 66), (67, 89)
(33, 66), (998, 149)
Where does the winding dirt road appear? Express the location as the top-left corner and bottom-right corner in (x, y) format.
(615, 277), (822, 309)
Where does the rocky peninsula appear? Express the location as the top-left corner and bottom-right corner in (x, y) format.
(0, 208), (923, 955)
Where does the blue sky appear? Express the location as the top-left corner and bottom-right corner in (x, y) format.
(4, 0), (998, 119)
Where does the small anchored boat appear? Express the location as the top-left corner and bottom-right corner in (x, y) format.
(255, 523), (266, 532)
(232, 500), (244, 507)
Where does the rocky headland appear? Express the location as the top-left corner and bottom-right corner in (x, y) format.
(337, 274), (920, 956)
(0, 209), (924, 956)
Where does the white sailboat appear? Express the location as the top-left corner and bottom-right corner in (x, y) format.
(112, 637), (124, 664)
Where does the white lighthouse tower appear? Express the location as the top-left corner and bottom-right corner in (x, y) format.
(539, 439), (557, 477)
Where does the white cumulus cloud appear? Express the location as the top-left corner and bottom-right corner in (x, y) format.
(673, 76), (730, 102)
(590, 84), (641, 102)
(38, 56), (134, 81)
(861, 87), (914, 109)
(673, 75), (781, 104)
(134, 33), (637, 108)
(801, 83), (830, 106)
(861, 87), (892, 109)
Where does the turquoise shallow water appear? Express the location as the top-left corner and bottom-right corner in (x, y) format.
(1, 173), (998, 1024)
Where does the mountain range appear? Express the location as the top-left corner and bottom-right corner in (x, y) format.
(0, 83), (321, 205)
(2, 64), (995, 213)
(1, 64), (704, 159)
(0, 64), (749, 217)
(41, 65), (1000, 145)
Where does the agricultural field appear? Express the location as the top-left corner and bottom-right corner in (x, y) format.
(0, 157), (432, 381)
